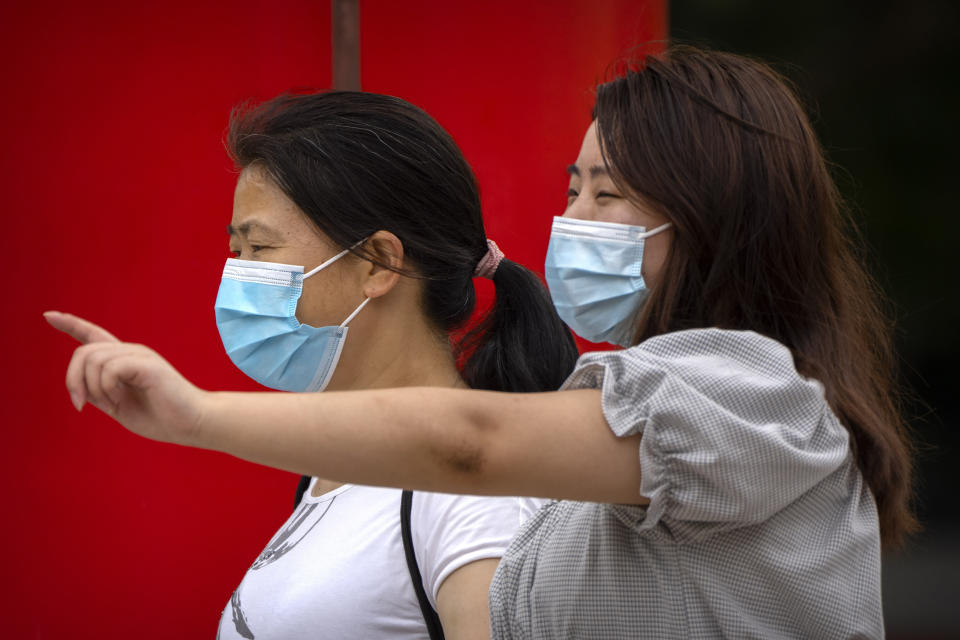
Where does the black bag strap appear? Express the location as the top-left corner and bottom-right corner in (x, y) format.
(294, 481), (445, 638)
(401, 490), (446, 640)
(294, 474), (311, 509)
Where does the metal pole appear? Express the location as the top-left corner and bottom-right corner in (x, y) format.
(332, 0), (361, 90)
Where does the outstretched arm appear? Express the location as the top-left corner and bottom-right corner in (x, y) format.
(45, 311), (646, 504)
(203, 384), (643, 502)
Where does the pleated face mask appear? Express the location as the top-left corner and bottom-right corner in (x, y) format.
(214, 247), (370, 392)
(544, 216), (671, 347)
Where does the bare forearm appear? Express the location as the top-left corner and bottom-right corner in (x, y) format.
(193, 386), (644, 502)
(197, 387), (505, 494)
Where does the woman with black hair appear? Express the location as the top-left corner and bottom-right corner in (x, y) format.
(49, 46), (915, 638)
(46, 91), (577, 639)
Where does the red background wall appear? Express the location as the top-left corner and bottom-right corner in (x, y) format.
(1, 1), (665, 636)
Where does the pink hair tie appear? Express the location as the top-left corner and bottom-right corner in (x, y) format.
(473, 239), (504, 279)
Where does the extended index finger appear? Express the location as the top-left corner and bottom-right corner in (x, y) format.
(43, 311), (120, 344)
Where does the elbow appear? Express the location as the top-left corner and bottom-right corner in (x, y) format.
(431, 398), (498, 479)
(443, 443), (486, 476)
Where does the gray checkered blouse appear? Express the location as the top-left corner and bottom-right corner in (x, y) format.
(489, 329), (883, 639)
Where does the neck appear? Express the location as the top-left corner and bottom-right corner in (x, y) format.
(308, 302), (463, 497)
(326, 317), (465, 392)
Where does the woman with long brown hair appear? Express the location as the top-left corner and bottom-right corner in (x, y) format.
(48, 45), (913, 637)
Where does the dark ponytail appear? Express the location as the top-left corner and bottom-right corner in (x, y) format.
(227, 90), (579, 395)
(461, 258), (579, 392)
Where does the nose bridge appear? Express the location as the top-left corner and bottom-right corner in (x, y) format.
(563, 191), (595, 221)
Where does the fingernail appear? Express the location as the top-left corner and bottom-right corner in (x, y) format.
(70, 392), (82, 411)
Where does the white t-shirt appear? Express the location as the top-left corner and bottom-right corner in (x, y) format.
(217, 479), (542, 639)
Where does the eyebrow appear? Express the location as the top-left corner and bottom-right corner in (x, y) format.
(226, 220), (282, 237)
(566, 164), (609, 178)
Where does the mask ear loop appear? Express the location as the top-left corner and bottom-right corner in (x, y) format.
(302, 237), (372, 327)
(303, 247), (353, 279)
(640, 222), (673, 238)
(339, 297), (371, 327)
(303, 238), (368, 279)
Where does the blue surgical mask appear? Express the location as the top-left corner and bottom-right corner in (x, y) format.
(544, 216), (672, 347)
(214, 247), (369, 392)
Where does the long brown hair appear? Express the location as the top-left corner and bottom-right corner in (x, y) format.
(594, 45), (916, 548)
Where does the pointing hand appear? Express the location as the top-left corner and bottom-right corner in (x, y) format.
(45, 311), (208, 446)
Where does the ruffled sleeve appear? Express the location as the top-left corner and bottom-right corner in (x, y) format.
(561, 329), (851, 539)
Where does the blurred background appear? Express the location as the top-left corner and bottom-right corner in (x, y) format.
(671, 2), (959, 636)
(1, 0), (955, 637)
(0, 1), (662, 637)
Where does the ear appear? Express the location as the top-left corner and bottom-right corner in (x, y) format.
(359, 230), (405, 299)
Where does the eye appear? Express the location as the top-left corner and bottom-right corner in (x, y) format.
(597, 192), (621, 200)
(250, 245), (266, 253)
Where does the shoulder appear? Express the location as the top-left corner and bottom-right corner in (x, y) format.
(563, 328), (817, 400)
(410, 493), (545, 606)
(637, 327), (794, 361)
(566, 328), (800, 385)
(562, 328), (836, 441)
(412, 492), (544, 527)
